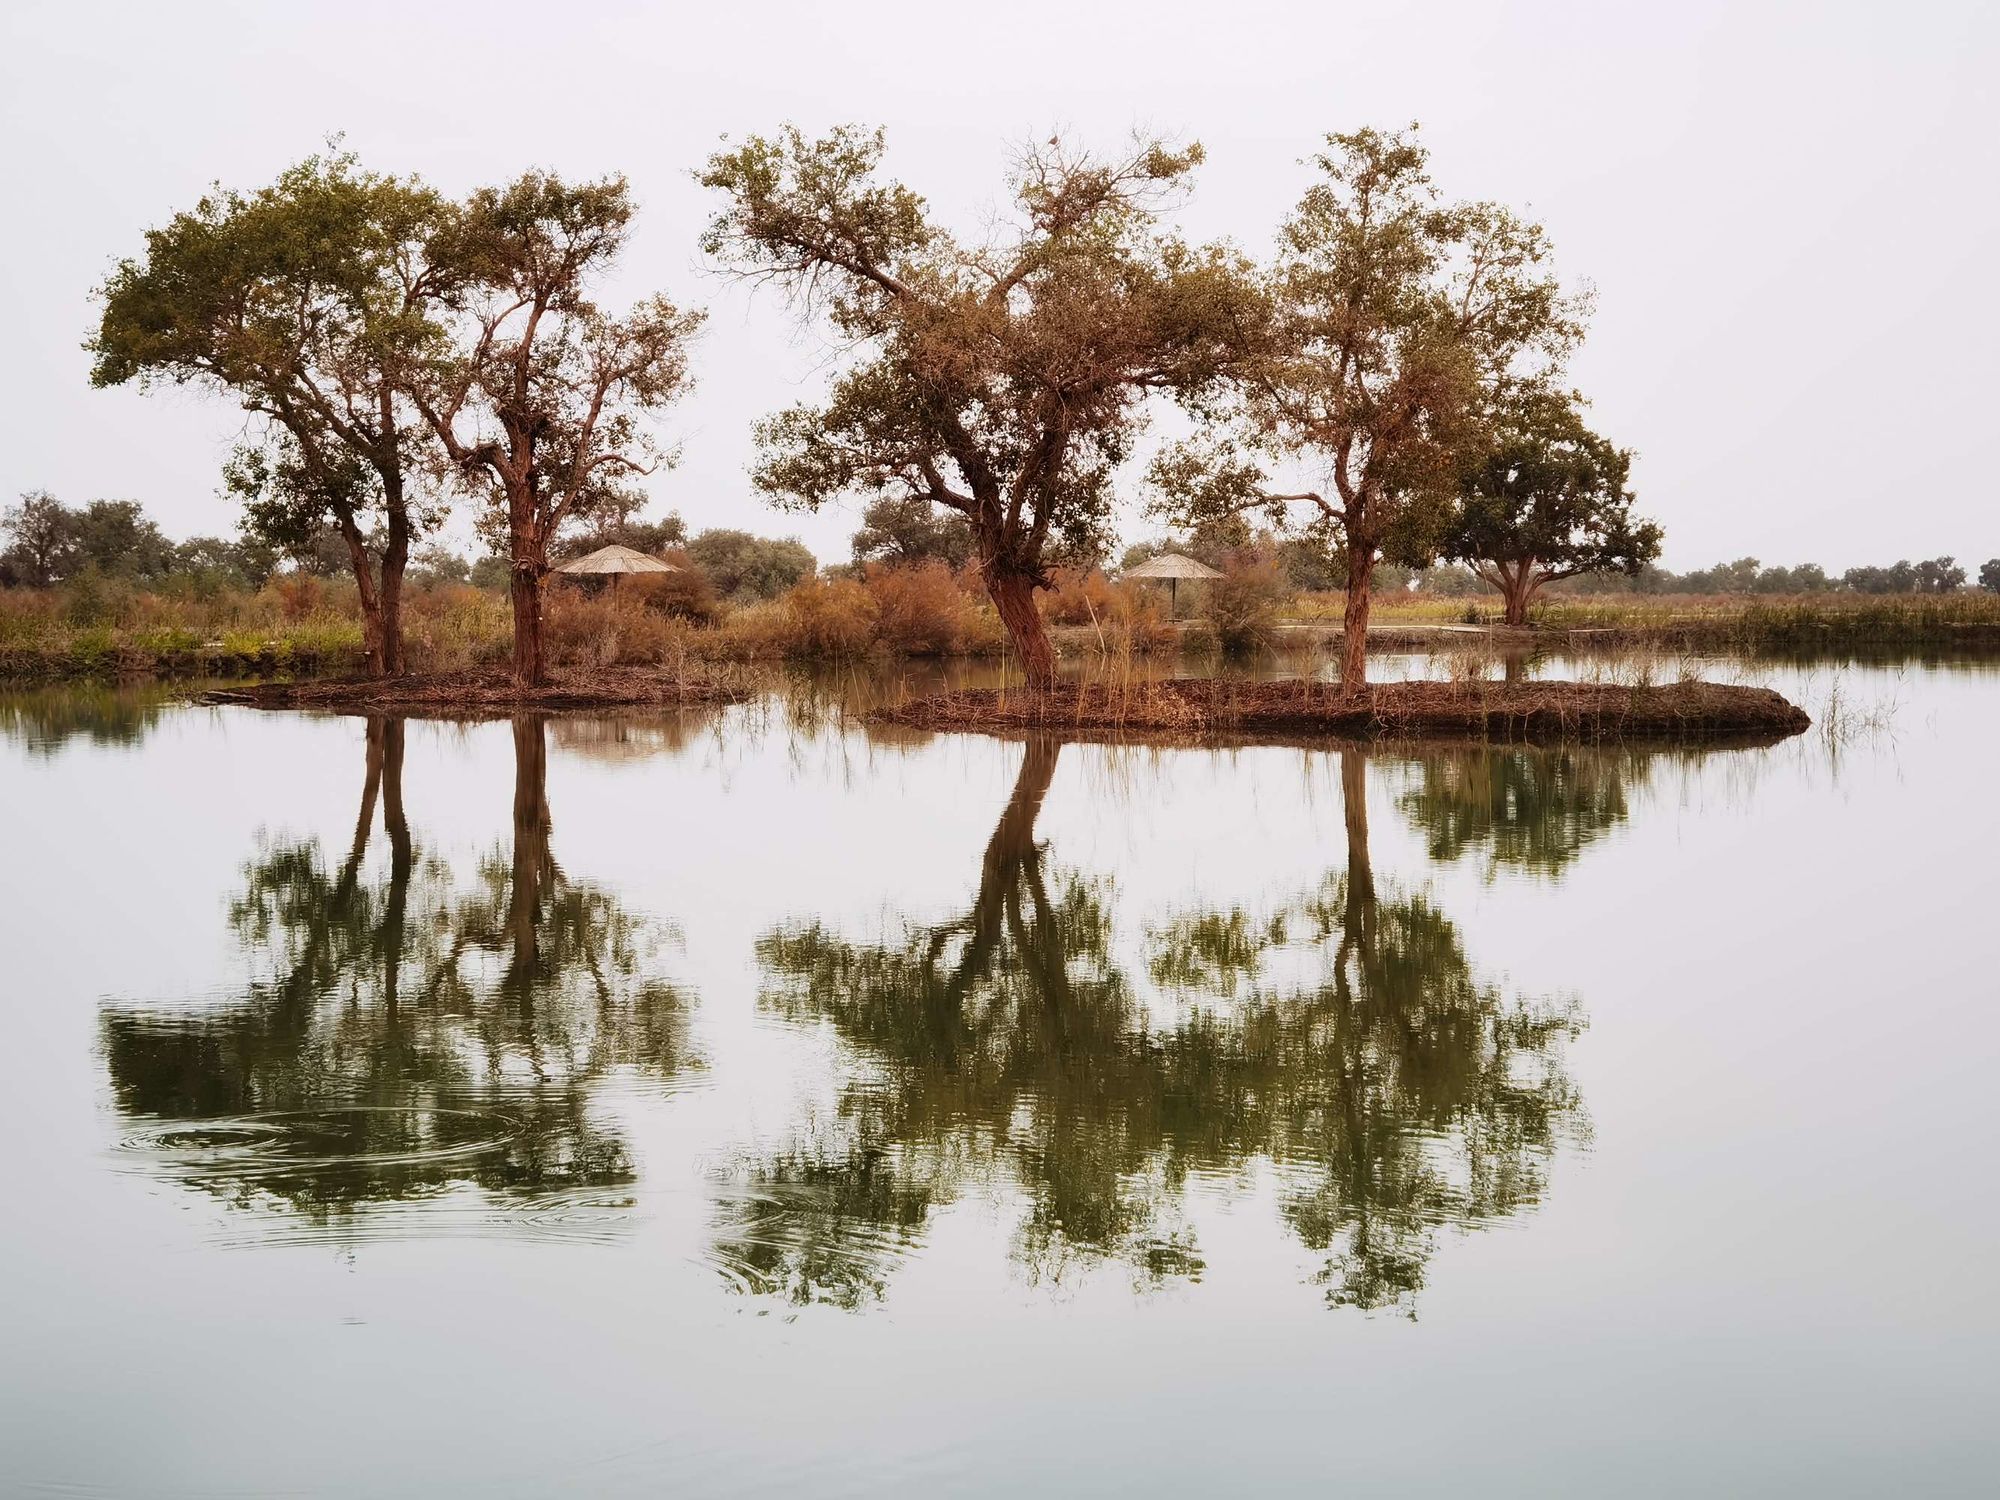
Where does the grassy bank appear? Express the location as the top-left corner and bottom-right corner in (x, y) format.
(1344, 589), (2000, 649)
(0, 563), (1169, 681)
(4, 570), (1996, 682)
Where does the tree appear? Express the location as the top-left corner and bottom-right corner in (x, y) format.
(1842, 558), (1962, 594)
(1914, 556), (1966, 593)
(411, 173), (704, 686)
(850, 494), (973, 569)
(1152, 126), (1585, 686)
(66, 498), (174, 579)
(1442, 390), (1660, 626)
(700, 126), (1263, 687)
(1981, 559), (2000, 594)
(1, 491), (80, 585)
(684, 527), (816, 602)
(91, 151), (453, 675)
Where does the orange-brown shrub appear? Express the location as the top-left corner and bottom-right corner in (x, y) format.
(267, 574), (327, 622)
(775, 575), (880, 658)
(624, 550), (721, 624)
(1104, 583), (1177, 654)
(545, 589), (694, 667)
(863, 560), (981, 654)
(1041, 566), (1116, 625)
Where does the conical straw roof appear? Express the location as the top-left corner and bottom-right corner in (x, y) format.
(1121, 552), (1223, 580)
(551, 544), (683, 576)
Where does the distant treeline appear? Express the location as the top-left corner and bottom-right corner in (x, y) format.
(1542, 555), (1991, 597)
(1116, 532), (1999, 598)
(0, 491), (818, 606)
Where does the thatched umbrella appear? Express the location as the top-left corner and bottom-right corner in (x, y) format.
(552, 544), (683, 577)
(1121, 552), (1222, 618)
(551, 544), (683, 595)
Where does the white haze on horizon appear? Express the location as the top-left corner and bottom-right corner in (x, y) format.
(1, 0), (1994, 573)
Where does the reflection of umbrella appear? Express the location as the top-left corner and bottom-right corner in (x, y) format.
(552, 544), (682, 577)
(1121, 552), (1222, 618)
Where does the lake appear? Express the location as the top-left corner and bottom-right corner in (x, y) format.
(1, 652), (1994, 1496)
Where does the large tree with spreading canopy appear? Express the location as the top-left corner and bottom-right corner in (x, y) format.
(1151, 126), (1587, 686)
(1443, 389), (1661, 625)
(91, 152), (452, 676)
(410, 174), (704, 686)
(700, 126), (1265, 687)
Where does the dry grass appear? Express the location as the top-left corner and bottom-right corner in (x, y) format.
(9, 573), (1996, 683)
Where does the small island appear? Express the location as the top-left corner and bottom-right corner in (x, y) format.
(874, 677), (1810, 743)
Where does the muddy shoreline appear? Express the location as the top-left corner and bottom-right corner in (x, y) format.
(196, 666), (751, 715)
(873, 678), (1812, 743)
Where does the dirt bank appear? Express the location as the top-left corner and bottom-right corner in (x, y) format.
(196, 665), (751, 715)
(873, 678), (1811, 743)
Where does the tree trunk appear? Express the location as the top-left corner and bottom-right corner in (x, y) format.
(1341, 748), (1375, 936)
(379, 504), (410, 676)
(379, 718), (410, 1017)
(1340, 543), (1376, 691)
(508, 715), (552, 993)
(1502, 561), (1536, 628)
(338, 517), (388, 678)
(509, 563), (545, 687)
(985, 562), (1057, 690)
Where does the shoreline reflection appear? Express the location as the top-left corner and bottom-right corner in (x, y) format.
(99, 715), (699, 1245)
(741, 738), (1589, 1314)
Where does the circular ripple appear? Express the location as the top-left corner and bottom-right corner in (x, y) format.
(118, 1106), (524, 1175)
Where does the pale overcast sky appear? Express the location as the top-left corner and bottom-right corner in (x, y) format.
(2, 0), (1993, 570)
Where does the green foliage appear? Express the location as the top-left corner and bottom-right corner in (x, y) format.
(701, 124), (1265, 680)
(89, 148), (459, 669)
(1150, 125), (1586, 677)
(1442, 389), (1661, 621)
(684, 528), (816, 603)
(418, 173), (705, 558)
(1981, 559), (2000, 594)
(1, 491), (80, 585)
(850, 494), (973, 568)
(1842, 557), (1965, 593)
(1, 490), (275, 590)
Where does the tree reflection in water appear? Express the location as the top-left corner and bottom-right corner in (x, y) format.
(743, 740), (1587, 1313)
(100, 715), (697, 1242)
(1396, 744), (1645, 879)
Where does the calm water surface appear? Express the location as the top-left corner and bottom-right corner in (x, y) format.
(1, 656), (1994, 1496)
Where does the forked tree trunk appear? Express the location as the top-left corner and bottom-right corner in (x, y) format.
(984, 562), (1057, 690)
(337, 512), (412, 679)
(1502, 560), (1537, 628)
(1480, 558), (1540, 629)
(1340, 544), (1376, 691)
(339, 519), (389, 678)
(509, 563), (546, 687)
